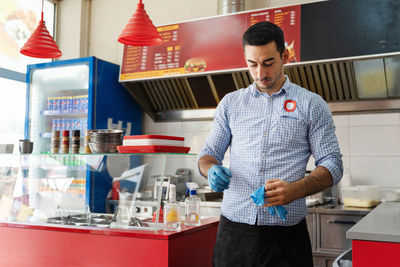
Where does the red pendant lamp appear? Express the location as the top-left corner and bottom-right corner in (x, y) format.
(118, 0), (163, 46)
(20, 0), (61, 58)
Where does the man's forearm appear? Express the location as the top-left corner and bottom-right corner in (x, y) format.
(292, 166), (333, 199)
(198, 155), (220, 178)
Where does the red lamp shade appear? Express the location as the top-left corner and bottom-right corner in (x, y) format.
(118, 0), (163, 46)
(20, 18), (62, 59)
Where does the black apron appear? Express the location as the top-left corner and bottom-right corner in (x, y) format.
(213, 215), (313, 267)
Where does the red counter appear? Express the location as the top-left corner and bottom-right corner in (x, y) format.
(352, 240), (400, 267)
(0, 217), (219, 267)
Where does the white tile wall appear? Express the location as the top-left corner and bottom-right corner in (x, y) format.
(349, 113), (400, 126)
(142, 112), (400, 188)
(89, 41), (118, 64)
(143, 113), (183, 136)
(335, 126), (350, 156)
(349, 126), (400, 156)
(333, 114), (349, 127)
(350, 156), (400, 187)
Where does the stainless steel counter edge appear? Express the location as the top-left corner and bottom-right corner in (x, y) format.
(308, 204), (372, 215)
(346, 202), (400, 243)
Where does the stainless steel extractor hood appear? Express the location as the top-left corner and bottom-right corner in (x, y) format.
(122, 51), (400, 122)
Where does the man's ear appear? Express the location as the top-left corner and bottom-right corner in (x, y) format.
(282, 49), (289, 64)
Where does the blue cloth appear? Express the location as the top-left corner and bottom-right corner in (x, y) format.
(208, 165), (232, 192)
(250, 185), (287, 221)
(199, 76), (343, 226)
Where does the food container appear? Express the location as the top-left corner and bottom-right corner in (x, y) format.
(88, 142), (120, 153)
(88, 129), (123, 153)
(380, 188), (400, 202)
(117, 135), (190, 153)
(341, 185), (380, 208)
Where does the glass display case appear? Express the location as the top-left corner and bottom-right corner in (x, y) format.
(0, 152), (200, 231)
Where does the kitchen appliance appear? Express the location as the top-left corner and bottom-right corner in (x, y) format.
(305, 170), (339, 207)
(24, 57), (142, 212)
(153, 168), (191, 201)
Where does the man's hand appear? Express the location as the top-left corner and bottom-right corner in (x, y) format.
(208, 165), (232, 192)
(263, 179), (300, 207)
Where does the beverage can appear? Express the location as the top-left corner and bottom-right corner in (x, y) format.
(70, 118), (76, 130)
(56, 119), (61, 131)
(61, 119), (65, 131)
(67, 119), (71, 130)
(72, 96), (78, 111)
(67, 96), (73, 111)
(52, 97), (58, 110)
(83, 95), (88, 111)
(47, 97), (53, 110)
(61, 97), (68, 110)
(51, 119), (56, 131)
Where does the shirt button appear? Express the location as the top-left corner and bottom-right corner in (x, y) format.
(262, 153), (266, 156)
(263, 133), (267, 136)
(259, 171), (263, 175)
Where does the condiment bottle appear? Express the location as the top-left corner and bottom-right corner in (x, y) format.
(50, 130), (60, 153)
(164, 184), (181, 231)
(184, 187), (201, 226)
(61, 130), (70, 153)
(84, 130), (91, 153)
(71, 130), (80, 153)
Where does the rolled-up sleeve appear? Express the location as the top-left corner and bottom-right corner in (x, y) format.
(198, 95), (232, 164)
(308, 95), (343, 184)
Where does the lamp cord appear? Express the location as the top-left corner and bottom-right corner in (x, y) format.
(41, 0), (44, 21)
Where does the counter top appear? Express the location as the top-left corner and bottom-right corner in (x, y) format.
(347, 202), (400, 243)
(308, 203), (372, 216)
(0, 217), (219, 240)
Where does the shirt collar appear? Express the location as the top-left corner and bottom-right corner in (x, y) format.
(249, 75), (291, 97)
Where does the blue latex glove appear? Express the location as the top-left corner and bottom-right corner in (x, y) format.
(208, 165), (232, 192)
(250, 185), (288, 221)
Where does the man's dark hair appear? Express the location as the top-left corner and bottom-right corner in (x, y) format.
(242, 21), (285, 56)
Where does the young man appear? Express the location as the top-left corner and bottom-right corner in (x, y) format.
(198, 21), (343, 267)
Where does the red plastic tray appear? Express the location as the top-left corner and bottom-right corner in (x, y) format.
(123, 135), (184, 141)
(117, 145), (190, 153)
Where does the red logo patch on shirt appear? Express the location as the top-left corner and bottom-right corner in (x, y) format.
(284, 100), (296, 112)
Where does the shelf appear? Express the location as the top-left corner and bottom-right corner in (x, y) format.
(41, 132), (85, 138)
(41, 110), (88, 117)
(38, 165), (87, 171)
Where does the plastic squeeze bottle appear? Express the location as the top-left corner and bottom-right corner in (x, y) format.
(184, 188), (201, 226)
(163, 184), (181, 231)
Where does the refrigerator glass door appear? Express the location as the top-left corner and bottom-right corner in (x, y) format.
(28, 64), (89, 153)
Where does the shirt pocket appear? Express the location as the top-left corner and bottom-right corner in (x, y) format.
(274, 112), (308, 145)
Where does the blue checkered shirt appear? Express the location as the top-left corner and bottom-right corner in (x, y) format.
(199, 76), (343, 226)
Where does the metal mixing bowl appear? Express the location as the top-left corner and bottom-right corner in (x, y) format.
(88, 142), (121, 153)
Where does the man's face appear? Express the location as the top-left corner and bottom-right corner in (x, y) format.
(244, 42), (289, 93)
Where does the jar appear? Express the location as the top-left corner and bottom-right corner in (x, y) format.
(71, 130), (80, 153)
(61, 130), (70, 153)
(50, 130), (60, 153)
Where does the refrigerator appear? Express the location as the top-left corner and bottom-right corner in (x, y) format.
(24, 56), (142, 213)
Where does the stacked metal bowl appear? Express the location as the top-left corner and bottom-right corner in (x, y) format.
(88, 129), (123, 153)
